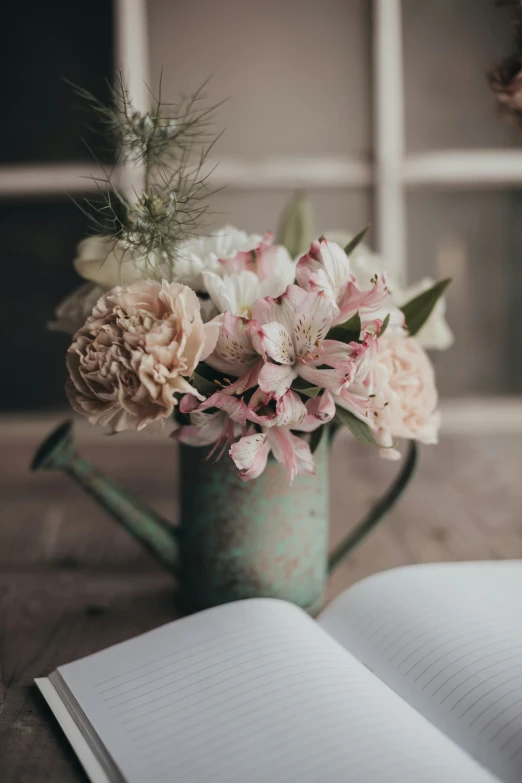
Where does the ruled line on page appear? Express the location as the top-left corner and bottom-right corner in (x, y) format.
(318, 561), (522, 783)
(116, 652), (347, 727)
(94, 620), (276, 691)
(109, 644), (328, 716)
(103, 629), (311, 708)
(133, 669), (351, 747)
(137, 669), (373, 755)
(403, 624), (522, 677)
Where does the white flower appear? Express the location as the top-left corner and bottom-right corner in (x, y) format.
(324, 231), (454, 351)
(203, 267), (295, 317)
(74, 235), (167, 288)
(173, 226), (263, 292)
(173, 227), (296, 308)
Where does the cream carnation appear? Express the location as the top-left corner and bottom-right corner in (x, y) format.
(66, 280), (219, 432)
(370, 334), (440, 459)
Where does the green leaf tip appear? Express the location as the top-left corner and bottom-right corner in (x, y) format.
(276, 191), (316, 258)
(327, 311), (362, 344)
(378, 313), (390, 338)
(343, 225), (370, 257)
(334, 406), (379, 447)
(401, 278), (451, 337)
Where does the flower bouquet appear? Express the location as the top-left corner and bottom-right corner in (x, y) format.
(58, 224), (451, 481)
(37, 80), (453, 610)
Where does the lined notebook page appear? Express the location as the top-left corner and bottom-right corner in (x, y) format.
(319, 561), (522, 783)
(55, 598), (494, 783)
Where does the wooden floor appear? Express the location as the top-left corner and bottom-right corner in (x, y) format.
(0, 419), (521, 782)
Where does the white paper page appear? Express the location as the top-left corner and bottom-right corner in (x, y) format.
(55, 598), (494, 783)
(319, 561), (522, 783)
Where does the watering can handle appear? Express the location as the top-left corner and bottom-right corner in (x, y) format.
(327, 441), (418, 574)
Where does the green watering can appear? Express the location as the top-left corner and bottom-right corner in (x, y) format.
(32, 421), (417, 615)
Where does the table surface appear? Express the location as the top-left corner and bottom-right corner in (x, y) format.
(1, 421), (521, 782)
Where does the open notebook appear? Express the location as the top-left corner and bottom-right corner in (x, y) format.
(37, 560), (522, 783)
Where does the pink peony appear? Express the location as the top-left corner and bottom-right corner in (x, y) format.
(369, 335), (440, 459)
(66, 280), (218, 432)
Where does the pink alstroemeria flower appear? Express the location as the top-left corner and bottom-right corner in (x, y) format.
(230, 390), (335, 482)
(205, 312), (264, 394)
(230, 428), (315, 482)
(296, 238), (391, 327)
(252, 284), (357, 399)
(331, 333), (379, 422)
(176, 390), (252, 457)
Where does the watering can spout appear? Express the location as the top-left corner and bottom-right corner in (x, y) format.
(31, 421), (180, 573)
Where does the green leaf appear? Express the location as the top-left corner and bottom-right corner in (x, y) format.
(327, 311), (361, 343)
(309, 426), (324, 454)
(334, 406), (379, 447)
(401, 279), (451, 337)
(291, 378), (321, 398)
(343, 225), (370, 257)
(378, 313), (390, 338)
(276, 191), (316, 258)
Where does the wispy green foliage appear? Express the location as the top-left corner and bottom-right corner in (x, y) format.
(69, 73), (224, 273)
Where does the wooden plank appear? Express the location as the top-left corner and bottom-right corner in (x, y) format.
(0, 573), (177, 783)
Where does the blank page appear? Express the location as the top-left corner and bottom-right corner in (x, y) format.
(319, 561), (522, 783)
(54, 598), (494, 783)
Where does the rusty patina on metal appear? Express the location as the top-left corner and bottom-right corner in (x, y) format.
(178, 435), (330, 614)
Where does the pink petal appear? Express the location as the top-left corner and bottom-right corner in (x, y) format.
(206, 312), (258, 375)
(297, 363), (347, 394)
(175, 410), (225, 446)
(294, 391), (336, 432)
(220, 358), (263, 396)
(249, 390), (307, 429)
(319, 339), (357, 371)
(230, 432), (270, 481)
(336, 274), (389, 325)
(197, 392), (250, 425)
(297, 239), (350, 308)
(333, 386), (371, 422)
(179, 393), (201, 414)
(258, 362), (297, 398)
(267, 428), (315, 483)
(259, 321), (296, 364)
(251, 284), (306, 330)
(293, 290), (333, 357)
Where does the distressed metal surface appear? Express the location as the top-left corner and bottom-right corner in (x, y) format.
(178, 438), (330, 613)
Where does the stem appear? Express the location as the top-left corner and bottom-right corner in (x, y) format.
(327, 440), (418, 573)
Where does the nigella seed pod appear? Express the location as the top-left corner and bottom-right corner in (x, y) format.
(130, 111), (155, 138)
(155, 118), (178, 140)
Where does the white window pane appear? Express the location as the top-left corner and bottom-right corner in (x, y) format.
(147, 0), (371, 158)
(403, 0), (517, 152)
(209, 189), (372, 239)
(407, 191), (521, 397)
